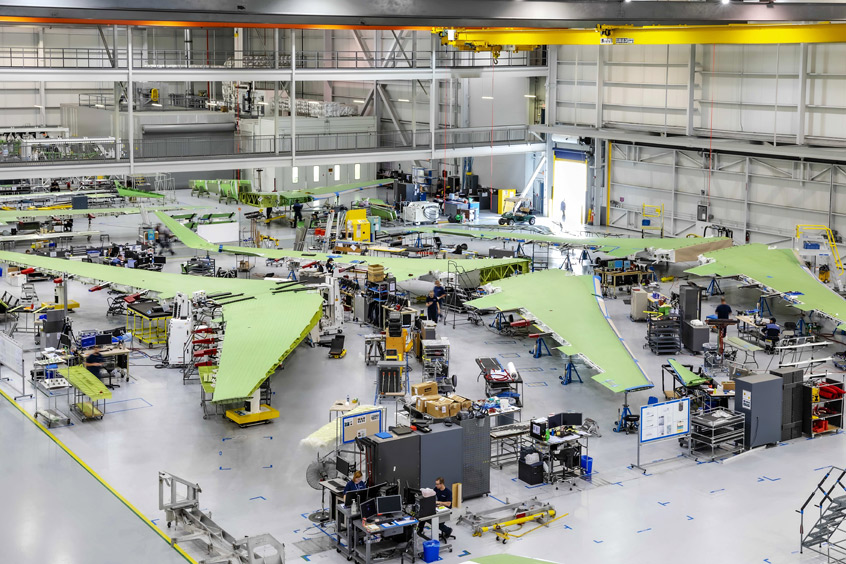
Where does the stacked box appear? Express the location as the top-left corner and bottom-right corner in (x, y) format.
(367, 264), (385, 282)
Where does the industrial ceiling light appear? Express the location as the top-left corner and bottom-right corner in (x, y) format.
(524, 94), (536, 98)
(482, 96), (494, 100)
(151, 103), (162, 107)
(353, 99), (365, 103)
(255, 101), (268, 105)
(722, 0), (729, 4)
(397, 98), (410, 102)
(33, 104), (44, 108)
(94, 104), (105, 108)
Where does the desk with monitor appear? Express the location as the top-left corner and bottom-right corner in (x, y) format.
(336, 488), (418, 564)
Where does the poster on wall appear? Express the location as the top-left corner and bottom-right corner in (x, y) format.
(640, 398), (690, 444)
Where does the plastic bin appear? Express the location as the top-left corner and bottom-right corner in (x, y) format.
(580, 455), (593, 475)
(422, 540), (440, 563)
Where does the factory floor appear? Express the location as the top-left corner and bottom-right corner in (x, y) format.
(1, 191), (842, 564)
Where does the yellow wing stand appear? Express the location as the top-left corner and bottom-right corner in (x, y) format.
(475, 508), (568, 545)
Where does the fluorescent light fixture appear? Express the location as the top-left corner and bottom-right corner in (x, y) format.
(482, 96), (494, 100)
(397, 98), (410, 102)
(721, 0), (729, 4)
(524, 94), (536, 98)
(94, 104), (105, 108)
(33, 104), (44, 109)
(353, 99), (365, 103)
(256, 101), (268, 105)
(151, 103), (162, 107)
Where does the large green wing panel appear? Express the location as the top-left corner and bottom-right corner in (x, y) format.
(667, 359), (710, 387)
(466, 270), (653, 392)
(686, 243), (846, 330)
(413, 227), (731, 260)
(0, 251), (324, 402)
(158, 211), (527, 283)
(0, 205), (189, 223)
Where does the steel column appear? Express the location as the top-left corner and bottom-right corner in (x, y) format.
(686, 45), (695, 136)
(797, 43), (808, 145)
(127, 26), (134, 173)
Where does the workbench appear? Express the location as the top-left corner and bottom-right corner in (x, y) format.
(350, 513), (418, 564)
(32, 377), (72, 428)
(490, 421), (530, 468)
(724, 336), (762, 367)
(364, 334), (385, 366)
(126, 300), (171, 347)
(528, 431), (590, 487)
(482, 371), (523, 407)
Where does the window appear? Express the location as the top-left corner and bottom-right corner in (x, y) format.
(334, 165), (341, 181)
(354, 163), (361, 180)
(292, 167), (299, 183)
(313, 166), (320, 182)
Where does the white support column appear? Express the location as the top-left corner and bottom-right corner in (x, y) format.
(127, 26), (134, 173)
(671, 150), (677, 235)
(291, 31), (297, 165)
(274, 28), (279, 155)
(797, 43), (808, 145)
(430, 35), (437, 160)
(686, 45), (696, 136)
(37, 29), (45, 127)
(114, 24), (120, 160)
(546, 46), (558, 126)
(744, 156), (750, 238)
(323, 30), (333, 101)
(411, 79), (416, 148)
(595, 48), (604, 128)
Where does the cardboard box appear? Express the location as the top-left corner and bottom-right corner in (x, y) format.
(412, 382), (438, 396)
(426, 397), (452, 418)
(722, 381), (736, 392)
(449, 394), (473, 411)
(415, 394), (441, 412)
(447, 400), (461, 418)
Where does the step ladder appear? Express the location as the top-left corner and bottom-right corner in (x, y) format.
(798, 466), (846, 562)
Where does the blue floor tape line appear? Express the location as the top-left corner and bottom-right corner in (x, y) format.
(489, 495), (507, 504)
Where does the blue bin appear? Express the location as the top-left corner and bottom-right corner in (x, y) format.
(422, 540), (440, 563)
(580, 455), (593, 475)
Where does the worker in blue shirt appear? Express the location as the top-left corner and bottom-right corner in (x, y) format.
(715, 298), (732, 320)
(292, 202), (304, 226)
(426, 291), (440, 322)
(762, 318), (780, 352)
(342, 470), (367, 497)
(433, 279), (446, 310)
(434, 477), (455, 541)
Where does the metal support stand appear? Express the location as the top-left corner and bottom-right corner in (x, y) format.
(530, 335), (552, 359)
(706, 277), (723, 297)
(560, 360), (583, 386)
(613, 390), (636, 434)
(759, 295), (774, 318)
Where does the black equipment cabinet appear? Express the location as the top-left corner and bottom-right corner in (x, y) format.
(460, 416), (491, 499)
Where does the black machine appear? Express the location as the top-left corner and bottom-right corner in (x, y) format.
(548, 412), (583, 428)
(418, 495), (436, 519)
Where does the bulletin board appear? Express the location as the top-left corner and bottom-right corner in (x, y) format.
(341, 409), (383, 444)
(639, 398), (690, 444)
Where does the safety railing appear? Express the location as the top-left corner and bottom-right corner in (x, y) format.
(0, 126), (538, 167)
(0, 47), (126, 68)
(0, 46), (546, 70)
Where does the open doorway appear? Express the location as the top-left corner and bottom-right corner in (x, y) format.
(552, 155), (588, 230)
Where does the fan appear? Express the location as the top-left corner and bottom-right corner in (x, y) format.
(305, 454), (338, 523)
(306, 455), (337, 490)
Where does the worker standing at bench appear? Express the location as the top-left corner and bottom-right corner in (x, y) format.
(426, 291), (440, 322)
(715, 298), (732, 337)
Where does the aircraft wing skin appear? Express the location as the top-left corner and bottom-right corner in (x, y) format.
(686, 243), (846, 330)
(0, 250), (323, 402)
(465, 270), (653, 392)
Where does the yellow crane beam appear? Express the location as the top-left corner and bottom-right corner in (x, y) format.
(435, 22), (846, 51)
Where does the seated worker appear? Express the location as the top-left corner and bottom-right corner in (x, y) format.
(433, 477), (456, 542)
(342, 470), (367, 497)
(762, 318), (781, 352)
(84, 346), (108, 379)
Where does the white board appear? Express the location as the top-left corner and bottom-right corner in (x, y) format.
(640, 397), (690, 444)
(197, 221), (239, 243)
(0, 332), (24, 375)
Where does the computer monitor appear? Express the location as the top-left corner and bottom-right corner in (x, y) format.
(336, 457), (351, 478)
(376, 495), (402, 515)
(361, 499), (377, 519)
(58, 333), (72, 348)
(560, 412), (583, 426)
(344, 489), (363, 507)
(95, 333), (112, 346)
(153, 256), (167, 265)
(362, 482), (386, 502)
(547, 413), (565, 428)
(418, 495), (436, 519)
(403, 488), (421, 506)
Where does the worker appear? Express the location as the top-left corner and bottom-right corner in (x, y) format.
(560, 199), (566, 223)
(292, 202), (304, 226)
(426, 291), (440, 322)
(342, 470), (367, 496)
(84, 346), (108, 379)
(326, 257), (335, 274)
(433, 477), (455, 541)
(155, 223), (175, 256)
(433, 279), (446, 309)
(763, 317), (781, 353)
(715, 298), (732, 337)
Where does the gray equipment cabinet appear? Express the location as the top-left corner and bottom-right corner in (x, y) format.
(419, 424), (463, 491)
(735, 373), (784, 448)
(460, 415), (491, 499)
(771, 367), (804, 440)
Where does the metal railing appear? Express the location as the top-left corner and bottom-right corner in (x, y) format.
(0, 46), (126, 68)
(0, 46), (545, 70)
(0, 125), (539, 167)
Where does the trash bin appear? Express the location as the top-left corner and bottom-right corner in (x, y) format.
(422, 540), (440, 563)
(580, 455), (593, 475)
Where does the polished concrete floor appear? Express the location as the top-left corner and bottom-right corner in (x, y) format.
(1, 193), (844, 563)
